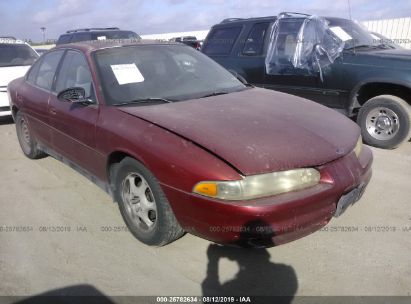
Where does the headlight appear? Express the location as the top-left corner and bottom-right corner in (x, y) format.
(354, 136), (363, 158)
(193, 168), (321, 201)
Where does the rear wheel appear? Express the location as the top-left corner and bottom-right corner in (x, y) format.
(357, 95), (411, 149)
(15, 112), (47, 159)
(113, 157), (184, 246)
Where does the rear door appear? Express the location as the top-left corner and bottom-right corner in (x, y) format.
(202, 25), (244, 74)
(48, 50), (103, 176)
(22, 50), (65, 145)
(235, 22), (271, 85)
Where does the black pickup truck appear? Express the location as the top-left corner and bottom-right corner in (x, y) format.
(202, 13), (411, 149)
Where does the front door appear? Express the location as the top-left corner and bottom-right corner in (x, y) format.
(48, 50), (103, 177)
(262, 17), (323, 102)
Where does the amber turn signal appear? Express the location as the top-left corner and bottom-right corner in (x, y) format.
(193, 182), (218, 197)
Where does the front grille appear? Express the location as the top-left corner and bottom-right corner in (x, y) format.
(0, 106), (10, 112)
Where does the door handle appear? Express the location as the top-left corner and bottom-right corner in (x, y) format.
(49, 107), (57, 115)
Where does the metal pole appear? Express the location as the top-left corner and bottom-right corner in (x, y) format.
(40, 27), (46, 44)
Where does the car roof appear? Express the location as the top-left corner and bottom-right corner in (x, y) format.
(214, 15), (351, 27)
(218, 16), (276, 26)
(53, 39), (181, 53)
(0, 37), (28, 45)
(64, 27), (122, 34)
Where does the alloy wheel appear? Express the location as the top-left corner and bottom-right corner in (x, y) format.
(121, 173), (157, 232)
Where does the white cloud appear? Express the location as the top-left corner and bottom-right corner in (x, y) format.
(1, 0), (410, 41)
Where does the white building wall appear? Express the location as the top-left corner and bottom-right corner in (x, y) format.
(362, 17), (411, 49)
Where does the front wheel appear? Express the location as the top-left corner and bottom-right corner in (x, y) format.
(357, 95), (411, 149)
(113, 157), (184, 246)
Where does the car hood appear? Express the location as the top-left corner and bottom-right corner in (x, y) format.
(118, 88), (360, 175)
(0, 66), (30, 87)
(344, 48), (411, 70)
(365, 48), (411, 59)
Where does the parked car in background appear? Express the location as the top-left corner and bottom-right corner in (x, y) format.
(202, 14), (411, 149)
(169, 36), (201, 50)
(56, 27), (141, 45)
(0, 37), (39, 117)
(8, 40), (372, 247)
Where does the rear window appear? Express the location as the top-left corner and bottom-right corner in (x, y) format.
(202, 26), (242, 55)
(0, 44), (39, 67)
(57, 31), (140, 45)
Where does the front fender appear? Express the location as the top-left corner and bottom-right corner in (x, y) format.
(348, 76), (411, 114)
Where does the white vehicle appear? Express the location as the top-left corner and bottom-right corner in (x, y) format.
(0, 38), (39, 117)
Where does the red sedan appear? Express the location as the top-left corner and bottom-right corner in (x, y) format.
(8, 40), (372, 247)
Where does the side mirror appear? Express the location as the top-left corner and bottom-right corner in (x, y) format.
(57, 87), (94, 104)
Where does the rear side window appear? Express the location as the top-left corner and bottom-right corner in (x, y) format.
(243, 23), (270, 56)
(57, 34), (71, 45)
(203, 26), (242, 55)
(35, 50), (65, 91)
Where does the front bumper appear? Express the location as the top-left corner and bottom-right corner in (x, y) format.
(0, 91), (11, 117)
(163, 146), (373, 247)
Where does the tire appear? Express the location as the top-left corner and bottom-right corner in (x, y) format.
(15, 112), (47, 159)
(113, 157), (184, 246)
(357, 95), (411, 149)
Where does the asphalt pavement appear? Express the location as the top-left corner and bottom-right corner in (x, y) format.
(0, 116), (410, 299)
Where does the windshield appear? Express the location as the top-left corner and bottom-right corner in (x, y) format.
(0, 44), (39, 67)
(327, 19), (376, 50)
(94, 44), (246, 105)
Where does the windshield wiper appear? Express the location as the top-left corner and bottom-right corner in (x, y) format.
(198, 91), (230, 99)
(376, 43), (395, 49)
(345, 44), (376, 51)
(113, 98), (174, 106)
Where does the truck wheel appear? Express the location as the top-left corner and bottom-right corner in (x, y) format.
(113, 157), (184, 246)
(357, 95), (411, 149)
(15, 112), (47, 159)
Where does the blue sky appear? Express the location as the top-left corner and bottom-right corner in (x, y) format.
(1, 0), (410, 41)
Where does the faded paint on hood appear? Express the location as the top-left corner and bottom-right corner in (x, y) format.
(118, 88), (360, 175)
(0, 66), (30, 87)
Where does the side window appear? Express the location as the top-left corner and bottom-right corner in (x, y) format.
(202, 26), (242, 55)
(71, 33), (91, 43)
(26, 58), (42, 84)
(243, 23), (270, 56)
(55, 51), (94, 99)
(35, 50), (65, 91)
(274, 19), (304, 65)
